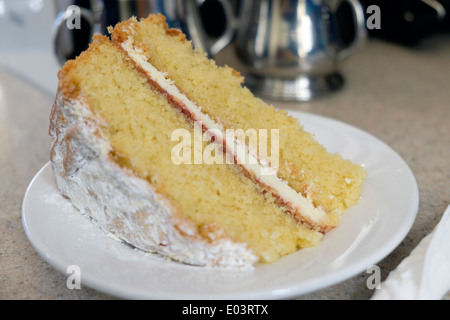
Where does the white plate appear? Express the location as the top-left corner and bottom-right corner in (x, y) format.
(22, 111), (419, 300)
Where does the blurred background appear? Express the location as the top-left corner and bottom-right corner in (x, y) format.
(1, 0), (450, 98)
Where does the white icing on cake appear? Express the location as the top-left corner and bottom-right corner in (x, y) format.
(49, 90), (258, 268)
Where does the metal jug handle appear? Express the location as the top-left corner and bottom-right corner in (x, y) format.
(53, 6), (96, 66)
(185, 0), (236, 57)
(335, 0), (367, 61)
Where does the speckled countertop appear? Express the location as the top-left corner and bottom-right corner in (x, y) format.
(0, 36), (449, 300)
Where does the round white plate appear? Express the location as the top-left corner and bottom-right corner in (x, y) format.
(22, 111), (419, 300)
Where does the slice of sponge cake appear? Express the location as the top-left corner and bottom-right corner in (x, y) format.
(49, 14), (366, 267)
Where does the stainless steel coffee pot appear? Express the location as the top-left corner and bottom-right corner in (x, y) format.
(234, 0), (367, 101)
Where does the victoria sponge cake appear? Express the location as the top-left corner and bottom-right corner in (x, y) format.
(49, 14), (366, 268)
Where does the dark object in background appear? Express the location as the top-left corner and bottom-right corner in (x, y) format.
(199, 0), (228, 37)
(60, 0), (94, 62)
(359, 0), (450, 46)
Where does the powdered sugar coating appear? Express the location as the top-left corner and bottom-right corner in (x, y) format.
(49, 90), (258, 268)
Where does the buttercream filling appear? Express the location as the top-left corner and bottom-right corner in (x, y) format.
(120, 38), (333, 232)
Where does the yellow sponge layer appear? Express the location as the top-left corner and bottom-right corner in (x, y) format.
(59, 35), (322, 263)
(110, 15), (366, 216)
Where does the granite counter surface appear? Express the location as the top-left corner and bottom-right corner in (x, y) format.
(0, 37), (449, 300)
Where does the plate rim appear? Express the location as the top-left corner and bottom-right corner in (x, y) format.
(22, 111), (420, 300)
